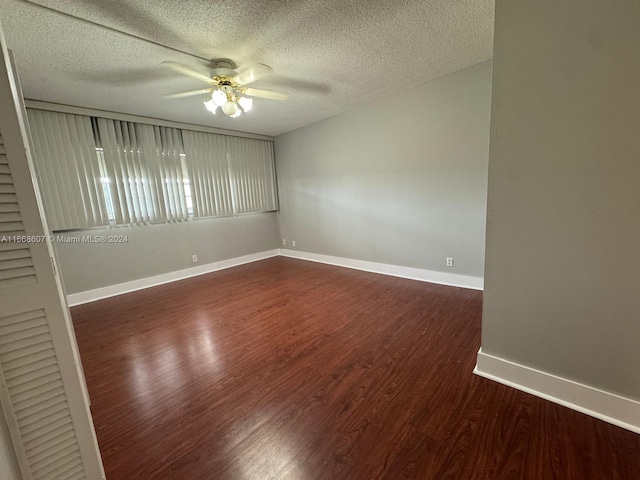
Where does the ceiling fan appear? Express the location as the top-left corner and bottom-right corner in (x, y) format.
(163, 59), (289, 118)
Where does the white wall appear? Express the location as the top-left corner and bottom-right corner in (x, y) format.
(55, 212), (279, 294)
(275, 61), (492, 278)
(481, 0), (640, 401)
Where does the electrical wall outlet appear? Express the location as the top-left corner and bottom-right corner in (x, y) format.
(282, 238), (286, 246)
(192, 254), (198, 263)
(292, 240), (296, 247)
(446, 257), (454, 267)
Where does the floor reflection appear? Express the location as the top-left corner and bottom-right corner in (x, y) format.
(231, 411), (308, 480)
(126, 314), (224, 411)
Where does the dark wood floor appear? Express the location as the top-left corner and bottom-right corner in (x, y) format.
(71, 257), (640, 480)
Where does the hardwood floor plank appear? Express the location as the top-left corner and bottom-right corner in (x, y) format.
(70, 257), (640, 479)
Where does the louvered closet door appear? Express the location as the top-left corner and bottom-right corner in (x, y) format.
(0, 25), (105, 480)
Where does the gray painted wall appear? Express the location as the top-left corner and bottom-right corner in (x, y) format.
(55, 213), (279, 294)
(275, 61), (492, 278)
(482, 0), (640, 400)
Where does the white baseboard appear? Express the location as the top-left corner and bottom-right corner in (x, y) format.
(66, 249), (280, 306)
(67, 248), (483, 306)
(474, 349), (640, 434)
(278, 249), (483, 290)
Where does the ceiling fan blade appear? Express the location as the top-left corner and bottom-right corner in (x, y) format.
(234, 63), (273, 86)
(244, 87), (289, 101)
(162, 61), (213, 84)
(165, 88), (212, 99)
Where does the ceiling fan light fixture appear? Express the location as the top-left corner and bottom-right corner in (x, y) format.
(203, 98), (218, 114)
(238, 96), (253, 112)
(212, 88), (227, 107)
(165, 60), (287, 119)
(222, 101), (239, 116)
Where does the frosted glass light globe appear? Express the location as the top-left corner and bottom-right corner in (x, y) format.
(212, 89), (227, 107)
(203, 99), (218, 114)
(238, 96), (253, 112)
(222, 101), (239, 116)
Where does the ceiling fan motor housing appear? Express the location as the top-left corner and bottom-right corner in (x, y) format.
(209, 58), (237, 77)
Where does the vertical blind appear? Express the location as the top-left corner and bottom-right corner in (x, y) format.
(182, 130), (234, 218)
(95, 119), (189, 225)
(96, 119), (162, 224)
(227, 136), (277, 214)
(154, 126), (190, 222)
(27, 110), (109, 231)
(183, 131), (278, 218)
(27, 108), (277, 230)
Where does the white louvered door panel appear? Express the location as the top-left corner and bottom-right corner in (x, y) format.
(0, 23), (105, 480)
(0, 310), (84, 480)
(0, 141), (36, 290)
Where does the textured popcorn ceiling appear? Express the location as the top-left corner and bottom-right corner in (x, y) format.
(0, 0), (494, 136)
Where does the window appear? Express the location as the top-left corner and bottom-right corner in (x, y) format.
(181, 130), (233, 218)
(94, 118), (184, 224)
(95, 147), (116, 221)
(27, 109), (110, 231)
(226, 135), (278, 214)
(27, 108), (277, 231)
(180, 154), (193, 215)
(182, 130), (278, 218)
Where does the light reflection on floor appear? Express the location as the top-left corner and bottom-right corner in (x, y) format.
(230, 412), (308, 480)
(126, 314), (224, 412)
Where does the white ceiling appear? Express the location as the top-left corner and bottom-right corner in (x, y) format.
(0, 0), (494, 137)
